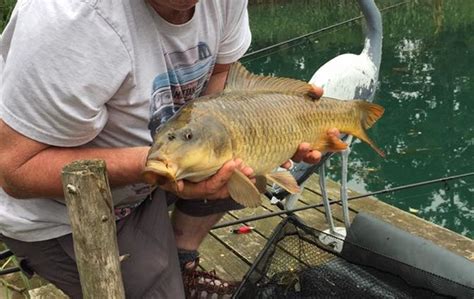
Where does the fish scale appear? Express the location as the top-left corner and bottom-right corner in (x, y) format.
(192, 93), (359, 175)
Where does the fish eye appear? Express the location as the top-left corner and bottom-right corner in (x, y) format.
(168, 133), (175, 141)
(182, 129), (193, 141)
(184, 132), (193, 140)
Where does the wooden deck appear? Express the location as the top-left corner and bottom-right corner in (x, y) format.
(198, 174), (474, 281)
(2, 174), (473, 298)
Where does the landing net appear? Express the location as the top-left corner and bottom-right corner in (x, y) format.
(234, 215), (473, 298)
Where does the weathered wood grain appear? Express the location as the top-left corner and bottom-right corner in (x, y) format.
(61, 160), (125, 299)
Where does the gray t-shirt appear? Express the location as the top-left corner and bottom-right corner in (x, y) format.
(0, 0), (251, 242)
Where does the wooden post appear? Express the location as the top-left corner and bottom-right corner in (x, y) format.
(61, 160), (125, 299)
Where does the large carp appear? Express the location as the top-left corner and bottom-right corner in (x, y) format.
(143, 62), (384, 208)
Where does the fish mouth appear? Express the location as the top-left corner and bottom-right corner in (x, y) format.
(142, 159), (177, 186)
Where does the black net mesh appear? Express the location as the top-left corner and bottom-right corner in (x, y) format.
(234, 215), (473, 299)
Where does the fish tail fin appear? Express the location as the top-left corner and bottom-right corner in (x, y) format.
(352, 101), (385, 157)
(353, 127), (386, 158)
(356, 101), (384, 129)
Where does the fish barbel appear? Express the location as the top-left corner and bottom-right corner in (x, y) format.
(143, 62), (384, 207)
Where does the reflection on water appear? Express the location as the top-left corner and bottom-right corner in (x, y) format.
(245, 0), (473, 238)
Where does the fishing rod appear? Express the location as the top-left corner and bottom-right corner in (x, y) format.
(212, 171), (474, 230)
(0, 267), (20, 276)
(348, 171), (474, 200)
(242, 1), (410, 59)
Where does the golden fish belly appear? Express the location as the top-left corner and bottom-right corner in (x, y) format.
(193, 92), (366, 174)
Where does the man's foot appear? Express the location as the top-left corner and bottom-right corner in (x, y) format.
(182, 258), (239, 299)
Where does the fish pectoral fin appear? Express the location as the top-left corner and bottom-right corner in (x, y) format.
(228, 170), (262, 208)
(265, 171), (300, 194)
(313, 134), (348, 153)
(224, 62), (320, 100)
(255, 175), (268, 193)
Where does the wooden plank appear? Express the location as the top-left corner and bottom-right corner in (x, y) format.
(198, 234), (250, 281)
(29, 284), (68, 299)
(211, 214), (269, 264)
(228, 201), (281, 237)
(261, 198), (334, 232)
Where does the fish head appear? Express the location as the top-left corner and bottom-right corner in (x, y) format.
(143, 112), (233, 186)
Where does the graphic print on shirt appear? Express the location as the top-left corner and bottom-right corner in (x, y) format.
(149, 42), (215, 137)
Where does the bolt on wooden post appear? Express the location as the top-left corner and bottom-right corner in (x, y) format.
(61, 160), (125, 299)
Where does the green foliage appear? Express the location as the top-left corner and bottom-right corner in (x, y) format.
(0, 0), (16, 31)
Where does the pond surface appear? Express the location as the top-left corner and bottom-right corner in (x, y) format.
(245, 0), (473, 238)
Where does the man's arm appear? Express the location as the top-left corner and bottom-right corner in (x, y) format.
(0, 64), (238, 201)
(0, 120), (149, 199)
(202, 63), (232, 96)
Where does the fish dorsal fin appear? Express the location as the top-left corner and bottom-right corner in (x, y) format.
(228, 169), (262, 208)
(224, 62), (319, 99)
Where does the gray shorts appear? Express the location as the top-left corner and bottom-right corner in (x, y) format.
(1, 193), (185, 299)
(1, 192), (243, 298)
(170, 192), (244, 216)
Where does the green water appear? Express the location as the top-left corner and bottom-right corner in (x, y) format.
(245, 0), (474, 238)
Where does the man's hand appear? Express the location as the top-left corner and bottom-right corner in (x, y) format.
(281, 128), (342, 169)
(160, 159), (255, 200)
(280, 84), (331, 169)
(310, 85), (324, 99)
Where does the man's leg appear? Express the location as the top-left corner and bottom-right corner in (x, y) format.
(115, 192), (184, 298)
(172, 197), (242, 254)
(172, 209), (224, 252)
(172, 197), (243, 268)
(172, 197), (244, 298)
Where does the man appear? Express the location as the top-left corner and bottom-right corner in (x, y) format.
(0, 0), (329, 297)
